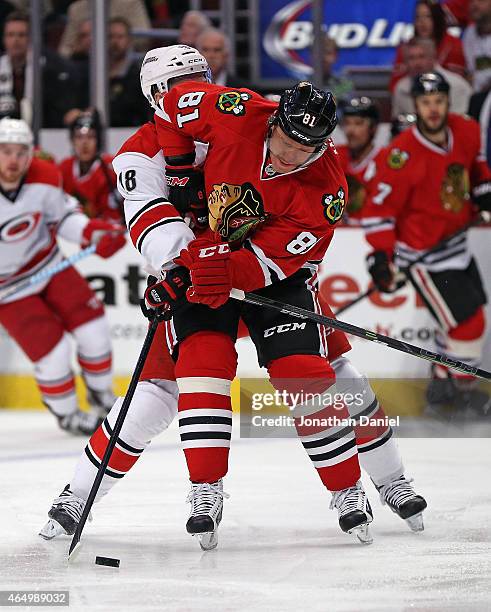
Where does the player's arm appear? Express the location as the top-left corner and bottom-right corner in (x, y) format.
(112, 150), (195, 273)
(360, 148), (413, 292)
(468, 119), (491, 212)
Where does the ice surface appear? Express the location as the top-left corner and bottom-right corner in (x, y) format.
(1, 410), (490, 612)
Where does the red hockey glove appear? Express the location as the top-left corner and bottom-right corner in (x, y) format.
(175, 238), (232, 309)
(366, 250), (406, 294)
(143, 266), (190, 320)
(82, 219), (126, 258)
(165, 162), (207, 229)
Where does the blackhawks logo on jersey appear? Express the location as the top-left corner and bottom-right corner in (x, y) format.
(208, 181), (267, 247)
(387, 148), (409, 170)
(346, 175), (366, 215)
(440, 163), (470, 213)
(322, 188), (346, 224)
(216, 91), (251, 116)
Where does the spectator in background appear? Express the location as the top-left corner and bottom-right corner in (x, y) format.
(0, 1), (15, 51)
(59, 109), (123, 222)
(178, 10), (211, 46)
(108, 17), (149, 126)
(0, 11), (82, 127)
(196, 28), (245, 88)
(58, 0), (151, 58)
(392, 38), (471, 116)
(321, 35), (353, 102)
(463, 0), (491, 92)
(390, 0), (466, 91)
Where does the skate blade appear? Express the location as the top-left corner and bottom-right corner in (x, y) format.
(348, 523), (373, 545)
(405, 512), (424, 533)
(196, 531), (218, 551)
(39, 519), (67, 541)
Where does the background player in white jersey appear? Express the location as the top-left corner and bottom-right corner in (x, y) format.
(0, 118), (126, 435)
(40, 46), (426, 545)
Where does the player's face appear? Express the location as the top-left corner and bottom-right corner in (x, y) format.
(0, 143), (30, 185)
(268, 125), (316, 173)
(72, 129), (98, 162)
(343, 116), (373, 153)
(415, 93), (449, 133)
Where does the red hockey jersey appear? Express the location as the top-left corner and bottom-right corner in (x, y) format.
(155, 82), (347, 291)
(362, 114), (490, 270)
(59, 154), (122, 222)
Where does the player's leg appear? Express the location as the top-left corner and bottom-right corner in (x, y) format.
(409, 258), (489, 417)
(319, 295), (427, 530)
(0, 293), (99, 435)
(40, 322), (179, 538)
(43, 265), (116, 417)
(244, 270), (372, 543)
(169, 299), (240, 550)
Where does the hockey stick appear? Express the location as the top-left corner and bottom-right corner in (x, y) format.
(230, 289), (491, 381)
(0, 244), (97, 302)
(334, 211), (491, 316)
(68, 314), (159, 560)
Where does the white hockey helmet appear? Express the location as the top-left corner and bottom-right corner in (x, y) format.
(140, 45), (210, 110)
(0, 118), (34, 148)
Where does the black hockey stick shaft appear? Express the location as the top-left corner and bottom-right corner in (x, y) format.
(68, 316), (159, 558)
(230, 289), (491, 381)
(334, 211), (490, 316)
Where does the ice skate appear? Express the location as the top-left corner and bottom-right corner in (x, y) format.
(39, 485), (90, 540)
(330, 480), (373, 544)
(186, 479), (229, 551)
(57, 409), (102, 435)
(86, 387), (116, 418)
(376, 475), (427, 532)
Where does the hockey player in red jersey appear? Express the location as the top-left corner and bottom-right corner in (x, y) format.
(363, 72), (491, 416)
(59, 111), (123, 222)
(337, 97), (386, 222)
(40, 47), (426, 546)
(0, 118), (126, 435)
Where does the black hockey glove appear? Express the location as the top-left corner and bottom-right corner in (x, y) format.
(471, 181), (491, 212)
(142, 267), (190, 321)
(165, 160), (208, 230)
(366, 250), (406, 294)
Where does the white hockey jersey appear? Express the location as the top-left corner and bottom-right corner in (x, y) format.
(0, 158), (89, 303)
(112, 121), (207, 274)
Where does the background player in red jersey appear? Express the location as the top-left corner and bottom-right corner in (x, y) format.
(362, 72), (491, 417)
(59, 110), (123, 222)
(337, 97), (385, 222)
(0, 118), (126, 435)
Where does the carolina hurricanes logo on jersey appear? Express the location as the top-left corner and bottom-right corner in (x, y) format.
(0, 211), (42, 243)
(322, 188), (345, 224)
(208, 181), (267, 247)
(440, 163), (470, 213)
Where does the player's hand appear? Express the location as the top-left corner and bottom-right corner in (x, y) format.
(165, 165), (206, 222)
(82, 219), (126, 258)
(175, 238), (232, 309)
(143, 266), (190, 320)
(366, 250), (406, 294)
(471, 181), (491, 212)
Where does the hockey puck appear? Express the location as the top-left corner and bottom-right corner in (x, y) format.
(95, 556), (120, 568)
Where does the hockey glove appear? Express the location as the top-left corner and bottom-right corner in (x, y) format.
(366, 250), (406, 294)
(471, 181), (491, 212)
(144, 266), (190, 320)
(165, 163), (208, 230)
(82, 219), (126, 258)
(175, 238), (232, 309)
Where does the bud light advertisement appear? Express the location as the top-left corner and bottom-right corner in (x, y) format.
(260, 0), (417, 79)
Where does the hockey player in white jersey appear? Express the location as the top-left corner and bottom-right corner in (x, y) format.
(0, 118), (126, 435)
(40, 46), (426, 548)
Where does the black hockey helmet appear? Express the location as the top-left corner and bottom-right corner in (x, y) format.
(273, 81), (337, 147)
(411, 72), (450, 98)
(391, 112), (417, 138)
(69, 109), (103, 150)
(342, 96), (380, 123)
